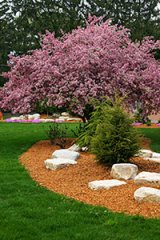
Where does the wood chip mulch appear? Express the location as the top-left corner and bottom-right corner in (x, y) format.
(20, 140), (160, 219)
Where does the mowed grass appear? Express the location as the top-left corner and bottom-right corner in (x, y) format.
(0, 122), (160, 240)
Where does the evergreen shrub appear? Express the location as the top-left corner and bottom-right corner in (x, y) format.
(78, 98), (140, 164)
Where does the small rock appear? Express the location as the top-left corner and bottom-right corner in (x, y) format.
(44, 158), (77, 170)
(136, 149), (153, 158)
(81, 146), (88, 152)
(111, 163), (138, 180)
(135, 171), (160, 187)
(68, 144), (81, 152)
(52, 149), (80, 161)
(88, 179), (126, 190)
(52, 113), (60, 118)
(134, 187), (160, 203)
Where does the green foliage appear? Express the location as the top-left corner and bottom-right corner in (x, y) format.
(47, 122), (85, 148)
(78, 99), (112, 147)
(134, 107), (144, 123)
(79, 98), (140, 164)
(35, 100), (66, 115)
(145, 118), (152, 126)
(46, 122), (70, 148)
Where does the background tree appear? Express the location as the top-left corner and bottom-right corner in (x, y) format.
(86, 0), (160, 40)
(0, 17), (160, 119)
(0, 0), (160, 86)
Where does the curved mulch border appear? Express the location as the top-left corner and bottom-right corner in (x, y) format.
(20, 140), (160, 219)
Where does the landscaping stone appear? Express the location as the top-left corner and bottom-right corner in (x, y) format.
(81, 146), (88, 152)
(135, 171), (160, 187)
(44, 158), (77, 170)
(67, 117), (82, 122)
(88, 179), (126, 190)
(52, 149), (80, 161)
(111, 163), (138, 180)
(68, 144), (81, 152)
(134, 187), (160, 203)
(136, 149), (153, 158)
(152, 152), (160, 158)
(59, 116), (69, 120)
(61, 112), (69, 117)
(40, 119), (54, 122)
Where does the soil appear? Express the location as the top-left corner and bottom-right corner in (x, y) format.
(20, 139), (160, 219)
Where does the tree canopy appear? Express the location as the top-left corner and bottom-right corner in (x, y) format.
(0, 17), (160, 117)
(1, 1), (160, 86)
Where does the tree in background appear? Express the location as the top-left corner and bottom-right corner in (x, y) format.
(0, 0), (85, 86)
(86, 0), (160, 40)
(0, 17), (160, 118)
(0, 0), (160, 86)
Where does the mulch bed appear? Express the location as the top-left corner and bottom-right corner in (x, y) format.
(20, 139), (160, 219)
(135, 124), (160, 128)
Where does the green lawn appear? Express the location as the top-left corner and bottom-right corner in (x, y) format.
(0, 122), (160, 240)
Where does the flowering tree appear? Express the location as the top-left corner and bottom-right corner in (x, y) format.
(0, 16), (160, 118)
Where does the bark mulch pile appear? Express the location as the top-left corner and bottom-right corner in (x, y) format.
(20, 139), (160, 219)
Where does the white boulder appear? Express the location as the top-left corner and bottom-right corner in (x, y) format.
(59, 116), (69, 120)
(32, 113), (40, 119)
(61, 112), (69, 117)
(135, 171), (160, 187)
(68, 144), (81, 152)
(19, 115), (26, 120)
(136, 149), (153, 158)
(67, 117), (82, 122)
(81, 146), (88, 152)
(134, 187), (160, 203)
(88, 179), (126, 190)
(44, 158), (77, 170)
(111, 163), (138, 180)
(28, 114), (35, 120)
(52, 149), (80, 161)
(152, 152), (160, 158)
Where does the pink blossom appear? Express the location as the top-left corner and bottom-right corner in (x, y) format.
(0, 17), (160, 117)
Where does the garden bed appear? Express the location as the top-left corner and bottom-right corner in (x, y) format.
(20, 140), (160, 219)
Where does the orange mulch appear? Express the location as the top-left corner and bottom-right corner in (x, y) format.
(135, 124), (160, 128)
(20, 140), (160, 219)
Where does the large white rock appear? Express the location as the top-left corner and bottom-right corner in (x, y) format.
(152, 152), (160, 158)
(52, 149), (80, 161)
(67, 117), (82, 122)
(59, 116), (69, 120)
(40, 119), (53, 122)
(136, 149), (153, 158)
(28, 114), (35, 120)
(61, 112), (69, 117)
(144, 157), (160, 164)
(19, 115), (26, 120)
(32, 113), (40, 119)
(135, 171), (160, 187)
(134, 187), (160, 203)
(111, 163), (138, 180)
(44, 158), (77, 170)
(68, 144), (81, 152)
(88, 179), (126, 190)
